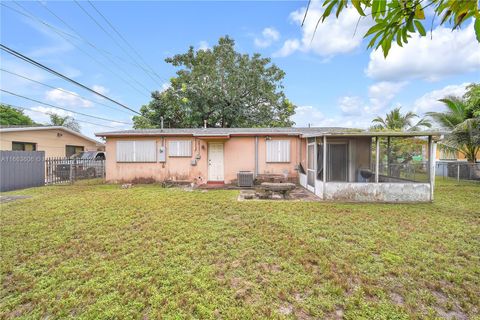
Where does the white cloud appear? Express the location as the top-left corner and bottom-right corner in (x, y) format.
(24, 106), (74, 124)
(45, 88), (93, 108)
(254, 27), (280, 48)
(198, 41), (209, 51)
(274, 2), (372, 58)
(366, 22), (480, 81)
(292, 105), (325, 126)
(413, 83), (470, 113)
(273, 39), (301, 58)
(338, 96), (363, 114)
(92, 85), (109, 95)
(366, 81), (407, 113)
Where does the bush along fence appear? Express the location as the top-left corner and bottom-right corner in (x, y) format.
(46, 157), (105, 185)
(435, 161), (480, 181)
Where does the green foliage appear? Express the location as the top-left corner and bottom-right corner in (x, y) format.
(1, 179), (479, 318)
(0, 104), (36, 126)
(48, 112), (81, 132)
(316, 0), (480, 57)
(427, 84), (480, 162)
(371, 107), (431, 131)
(134, 36), (296, 129)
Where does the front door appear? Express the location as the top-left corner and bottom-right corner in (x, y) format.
(208, 143), (224, 181)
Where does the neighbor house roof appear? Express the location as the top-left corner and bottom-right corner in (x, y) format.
(96, 127), (447, 138)
(0, 125), (104, 146)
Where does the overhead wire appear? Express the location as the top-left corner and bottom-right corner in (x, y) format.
(1, 102), (120, 129)
(73, 0), (164, 87)
(87, 0), (167, 84)
(1, 68), (134, 116)
(1, 89), (133, 125)
(0, 44), (141, 115)
(3, 1), (152, 96)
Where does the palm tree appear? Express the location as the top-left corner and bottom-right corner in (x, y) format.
(371, 107), (431, 131)
(48, 113), (81, 132)
(427, 97), (479, 163)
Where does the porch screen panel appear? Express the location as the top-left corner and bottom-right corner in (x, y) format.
(266, 140), (290, 162)
(117, 141), (135, 162)
(317, 144), (323, 180)
(134, 141), (157, 162)
(307, 144), (315, 186)
(168, 140), (192, 157)
(327, 144), (348, 182)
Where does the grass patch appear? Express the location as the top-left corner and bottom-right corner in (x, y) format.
(1, 179), (479, 319)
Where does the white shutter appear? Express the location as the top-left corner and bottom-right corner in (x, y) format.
(168, 140), (192, 157)
(117, 141), (134, 162)
(134, 140), (156, 162)
(116, 140), (156, 162)
(266, 140), (290, 163)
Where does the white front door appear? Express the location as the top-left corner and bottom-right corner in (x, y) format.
(208, 143), (224, 181)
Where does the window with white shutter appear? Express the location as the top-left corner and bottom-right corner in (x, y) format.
(266, 140), (290, 163)
(168, 140), (192, 157)
(116, 140), (156, 162)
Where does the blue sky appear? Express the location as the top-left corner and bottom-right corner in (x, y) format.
(1, 1), (479, 139)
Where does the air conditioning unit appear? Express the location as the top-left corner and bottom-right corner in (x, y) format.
(237, 171), (254, 187)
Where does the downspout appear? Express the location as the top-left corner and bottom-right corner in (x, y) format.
(254, 136), (259, 177)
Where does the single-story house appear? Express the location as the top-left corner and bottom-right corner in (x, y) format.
(436, 148), (479, 162)
(96, 127), (444, 202)
(0, 125), (104, 158)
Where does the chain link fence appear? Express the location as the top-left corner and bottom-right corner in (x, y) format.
(435, 161), (480, 181)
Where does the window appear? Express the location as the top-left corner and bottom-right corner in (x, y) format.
(168, 140), (192, 157)
(266, 140), (290, 163)
(12, 141), (36, 151)
(66, 145), (84, 157)
(116, 140), (156, 162)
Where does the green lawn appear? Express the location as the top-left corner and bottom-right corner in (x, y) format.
(1, 179), (479, 319)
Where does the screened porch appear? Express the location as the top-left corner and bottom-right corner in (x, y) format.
(299, 133), (439, 202)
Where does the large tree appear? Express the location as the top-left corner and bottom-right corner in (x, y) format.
(0, 104), (36, 126)
(307, 0), (480, 57)
(48, 113), (81, 132)
(134, 36), (296, 128)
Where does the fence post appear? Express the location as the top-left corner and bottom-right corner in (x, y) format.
(457, 163), (460, 181)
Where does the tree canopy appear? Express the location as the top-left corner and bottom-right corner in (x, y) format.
(0, 104), (36, 126)
(309, 0), (480, 57)
(371, 107), (431, 131)
(427, 84), (480, 162)
(48, 113), (81, 132)
(133, 36), (296, 129)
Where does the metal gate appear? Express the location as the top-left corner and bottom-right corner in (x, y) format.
(46, 157), (105, 184)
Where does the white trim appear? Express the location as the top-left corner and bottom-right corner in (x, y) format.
(0, 126), (103, 146)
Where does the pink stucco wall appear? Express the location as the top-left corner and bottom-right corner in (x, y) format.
(105, 135), (301, 184)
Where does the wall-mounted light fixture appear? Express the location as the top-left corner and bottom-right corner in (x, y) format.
(265, 136), (271, 140)
(57, 133), (63, 137)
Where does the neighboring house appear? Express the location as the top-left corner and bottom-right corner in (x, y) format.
(0, 125), (104, 158)
(436, 148), (479, 162)
(97, 127), (444, 202)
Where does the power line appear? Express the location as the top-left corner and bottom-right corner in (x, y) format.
(73, 0), (163, 87)
(2, 102), (119, 129)
(3, 1), (152, 96)
(87, 0), (166, 84)
(1, 89), (133, 125)
(0, 44), (141, 115)
(1, 68), (133, 116)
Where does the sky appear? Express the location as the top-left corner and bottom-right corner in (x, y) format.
(1, 1), (479, 140)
